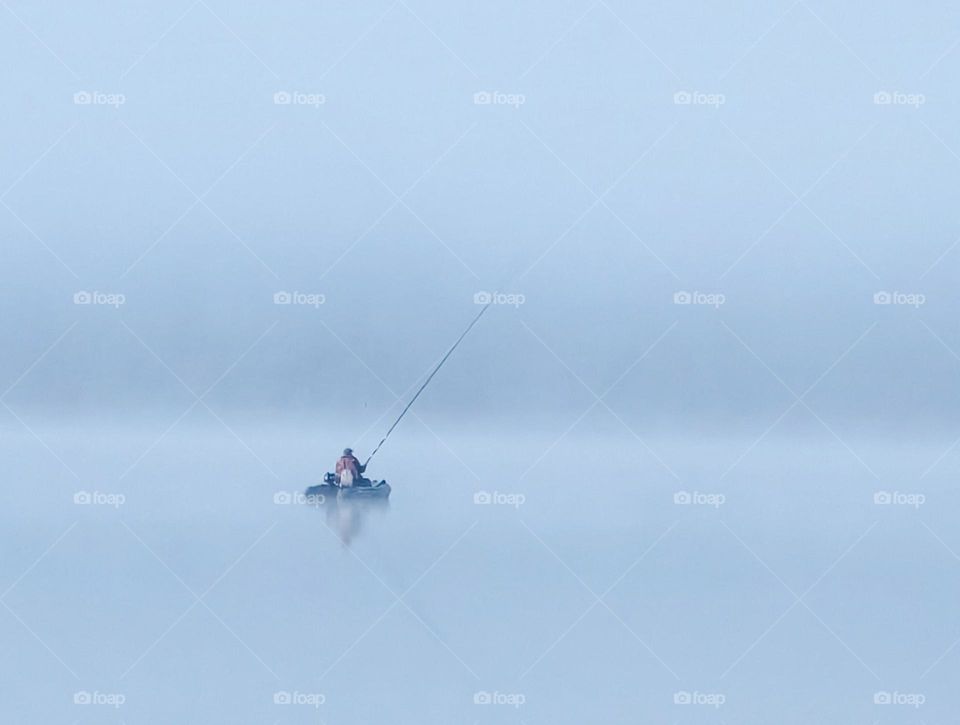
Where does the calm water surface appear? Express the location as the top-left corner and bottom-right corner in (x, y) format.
(2, 421), (958, 723)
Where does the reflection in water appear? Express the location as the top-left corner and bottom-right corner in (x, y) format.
(314, 490), (390, 546)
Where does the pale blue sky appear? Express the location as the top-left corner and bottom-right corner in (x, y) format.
(3, 0), (960, 431)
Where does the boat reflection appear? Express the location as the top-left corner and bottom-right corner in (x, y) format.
(312, 488), (390, 546)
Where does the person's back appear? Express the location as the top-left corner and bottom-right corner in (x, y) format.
(335, 448), (365, 486)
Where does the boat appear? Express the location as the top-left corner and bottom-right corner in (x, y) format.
(304, 473), (391, 500)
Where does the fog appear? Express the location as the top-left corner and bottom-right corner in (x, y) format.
(3, 1), (960, 723)
(4, 0), (960, 428)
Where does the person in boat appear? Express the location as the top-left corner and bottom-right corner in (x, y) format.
(335, 448), (369, 487)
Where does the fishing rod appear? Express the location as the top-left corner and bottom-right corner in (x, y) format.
(364, 302), (492, 467)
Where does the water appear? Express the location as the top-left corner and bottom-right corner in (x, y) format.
(2, 417), (958, 722)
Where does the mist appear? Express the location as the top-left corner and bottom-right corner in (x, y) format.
(4, 1), (960, 723)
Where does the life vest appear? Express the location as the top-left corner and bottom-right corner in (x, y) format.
(336, 456), (359, 476)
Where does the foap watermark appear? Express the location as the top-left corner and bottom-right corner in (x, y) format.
(273, 690), (325, 708)
(474, 490), (525, 509)
(673, 90), (725, 108)
(673, 290), (725, 308)
(74, 290), (125, 308)
(273, 291), (325, 308)
(873, 91), (925, 108)
(273, 490), (325, 505)
(674, 490), (725, 508)
(873, 290), (925, 307)
(474, 290), (525, 307)
(874, 491), (925, 509)
(874, 690), (925, 708)
(273, 90), (326, 107)
(473, 91), (525, 108)
(74, 491), (125, 509)
(473, 690), (525, 708)
(73, 690), (125, 708)
(74, 90), (125, 108)
(674, 690), (725, 708)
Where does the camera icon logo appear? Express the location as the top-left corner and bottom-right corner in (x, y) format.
(74, 291), (92, 304)
(473, 91), (492, 105)
(273, 691), (292, 704)
(74, 491), (92, 505)
(473, 691), (492, 704)
(73, 691), (92, 705)
(474, 291), (492, 304)
(273, 491), (292, 505)
(273, 91), (291, 105)
(673, 290), (692, 304)
(673, 91), (692, 105)
(873, 291), (892, 305)
(873, 91), (892, 105)
(273, 291), (292, 305)
(673, 691), (692, 704)
(873, 491), (892, 505)
(473, 490), (492, 505)
(874, 691), (892, 704)
(73, 91), (92, 105)
(673, 491), (691, 505)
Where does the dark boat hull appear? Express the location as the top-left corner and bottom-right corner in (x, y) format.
(304, 481), (391, 500)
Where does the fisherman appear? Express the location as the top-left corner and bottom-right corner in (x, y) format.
(335, 448), (368, 487)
